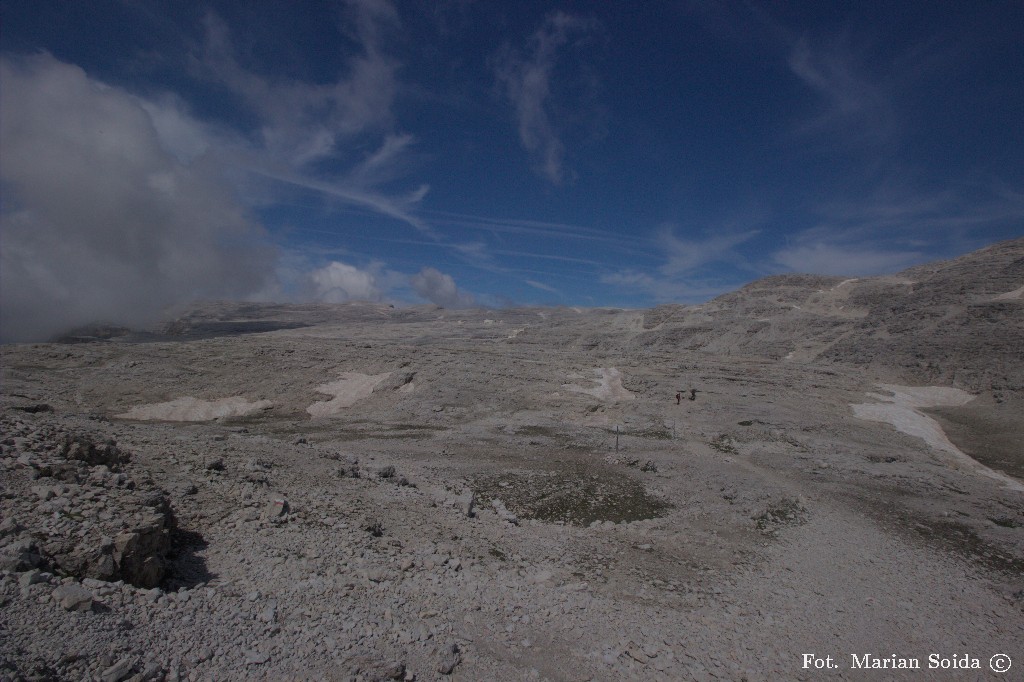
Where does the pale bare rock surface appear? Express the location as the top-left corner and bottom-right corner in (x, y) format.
(117, 396), (272, 421)
(852, 384), (1024, 492)
(852, 384), (975, 457)
(307, 371), (392, 416)
(1, 238), (1022, 681)
(563, 368), (636, 402)
(994, 284), (1024, 300)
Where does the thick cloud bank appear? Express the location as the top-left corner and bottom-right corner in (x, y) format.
(0, 55), (275, 342)
(309, 262), (383, 303)
(410, 267), (474, 308)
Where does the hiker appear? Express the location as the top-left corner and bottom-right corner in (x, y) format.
(675, 391), (681, 405)
(689, 389), (697, 401)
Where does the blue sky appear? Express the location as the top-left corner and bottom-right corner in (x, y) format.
(1, 1), (1023, 340)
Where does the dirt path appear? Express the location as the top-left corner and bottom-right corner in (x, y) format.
(694, 503), (1020, 680)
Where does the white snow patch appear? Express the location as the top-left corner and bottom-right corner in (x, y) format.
(852, 384), (1024, 492)
(993, 284), (1024, 300)
(118, 396), (272, 422)
(563, 368), (636, 402)
(307, 372), (392, 417)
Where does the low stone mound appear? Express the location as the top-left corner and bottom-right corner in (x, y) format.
(58, 432), (129, 468)
(1, 420), (174, 587)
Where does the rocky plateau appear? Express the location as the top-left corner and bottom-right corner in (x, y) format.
(1, 238), (1022, 681)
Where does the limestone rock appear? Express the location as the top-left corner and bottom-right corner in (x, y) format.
(263, 493), (289, 520)
(437, 643), (461, 675)
(459, 490), (475, 518)
(52, 583), (93, 611)
(59, 433), (129, 469)
(100, 657), (137, 682)
(0, 539), (46, 572)
(491, 498), (519, 525)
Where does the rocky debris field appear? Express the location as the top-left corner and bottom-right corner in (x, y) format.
(1, 421), (174, 590)
(1, 240), (1023, 681)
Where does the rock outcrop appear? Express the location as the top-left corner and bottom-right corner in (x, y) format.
(1, 423), (173, 588)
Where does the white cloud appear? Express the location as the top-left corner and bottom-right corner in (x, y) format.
(192, 5), (432, 236)
(777, 178), (1024, 277)
(309, 261), (383, 302)
(658, 227), (760, 275)
(815, 179), (1024, 234)
(138, 95), (215, 164)
(494, 12), (597, 184)
(453, 241), (490, 260)
(600, 269), (737, 304)
(410, 267), (474, 307)
(0, 54), (276, 342)
(525, 279), (559, 294)
(199, 4), (400, 167)
(348, 133), (416, 187)
(597, 224), (762, 304)
(252, 167), (434, 237)
(601, 271), (657, 288)
(787, 37), (896, 151)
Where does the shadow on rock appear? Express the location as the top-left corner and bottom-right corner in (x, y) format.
(163, 528), (215, 590)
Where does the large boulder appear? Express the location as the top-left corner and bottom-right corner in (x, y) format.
(113, 513), (171, 588)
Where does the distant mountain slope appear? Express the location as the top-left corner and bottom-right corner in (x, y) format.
(633, 238), (1024, 395)
(820, 239), (1024, 394)
(48, 238), (1023, 396)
